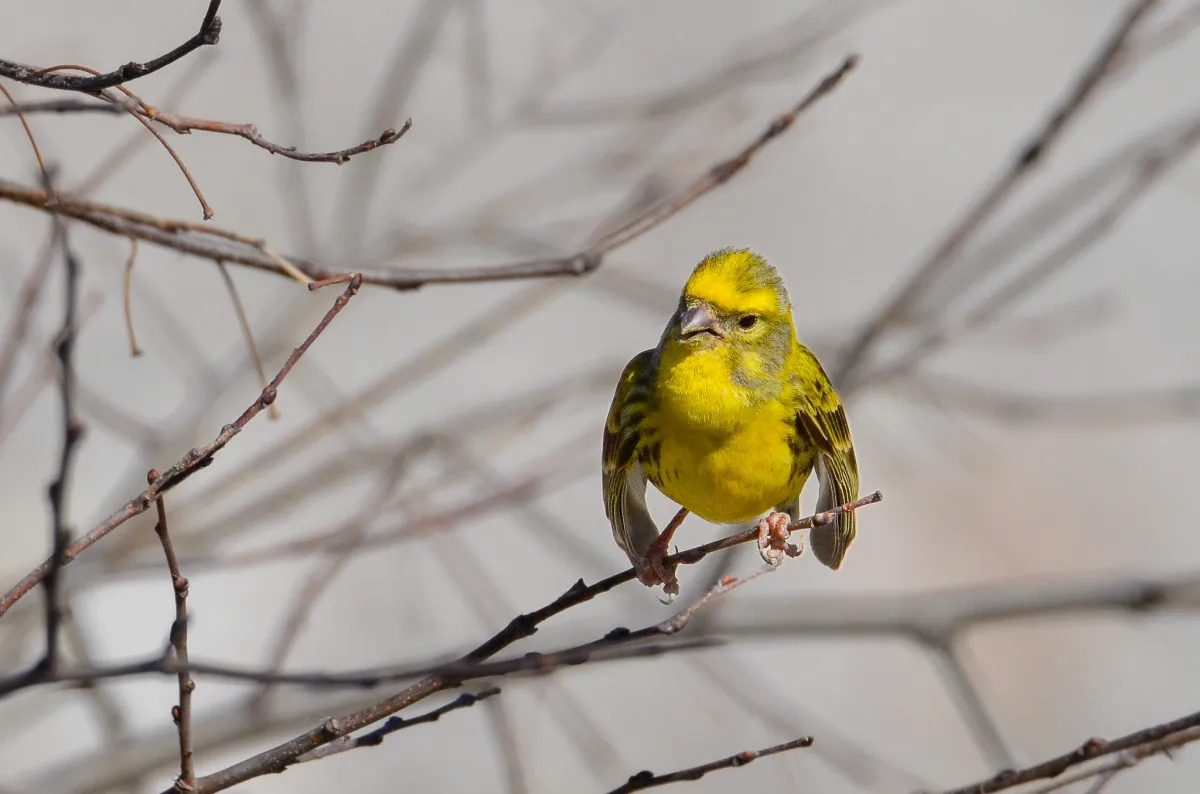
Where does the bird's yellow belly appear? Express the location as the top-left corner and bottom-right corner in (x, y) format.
(650, 419), (804, 525)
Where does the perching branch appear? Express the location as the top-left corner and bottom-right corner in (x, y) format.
(173, 563), (797, 794)
(0, 494), (881, 698)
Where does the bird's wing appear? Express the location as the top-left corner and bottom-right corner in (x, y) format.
(791, 348), (860, 569)
(602, 350), (659, 562)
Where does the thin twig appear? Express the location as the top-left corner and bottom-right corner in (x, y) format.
(176, 563), (782, 793)
(905, 374), (1200, 426)
(936, 710), (1200, 794)
(1027, 725), (1200, 794)
(0, 274), (363, 619)
(0, 0), (223, 92)
(27, 569), (1200, 794)
(121, 237), (143, 356)
(113, 92), (214, 219)
(32, 65), (215, 218)
(0, 635), (715, 696)
(708, 573), (1200, 640)
(250, 446), (427, 710)
(150, 112), (413, 165)
(857, 117), (1200, 394)
(0, 231), (57, 403)
(0, 80), (52, 195)
(0, 98), (122, 116)
(606, 736), (815, 793)
(148, 477), (195, 792)
(0, 54), (855, 291)
(41, 222), (84, 677)
(72, 55), (216, 200)
(0, 496), (880, 697)
(60, 606), (129, 742)
(0, 292), (103, 451)
(295, 688), (502, 763)
(834, 0), (1158, 388)
(588, 53), (858, 254)
(336, 0), (455, 246)
(215, 262), (277, 419)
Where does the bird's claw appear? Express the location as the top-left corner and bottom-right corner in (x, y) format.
(634, 542), (680, 598)
(757, 511), (802, 566)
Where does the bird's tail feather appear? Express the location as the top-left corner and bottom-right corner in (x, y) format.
(613, 462), (660, 561)
(810, 453), (857, 569)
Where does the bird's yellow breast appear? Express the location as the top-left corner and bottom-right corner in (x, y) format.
(646, 350), (810, 524)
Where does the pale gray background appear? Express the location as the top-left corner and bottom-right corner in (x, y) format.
(1, 1), (1199, 792)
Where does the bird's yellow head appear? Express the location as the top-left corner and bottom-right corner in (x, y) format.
(658, 248), (796, 395)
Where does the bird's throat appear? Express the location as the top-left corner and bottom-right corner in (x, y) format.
(655, 344), (753, 435)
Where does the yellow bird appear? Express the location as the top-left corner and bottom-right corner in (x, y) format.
(602, 248), (859, 595)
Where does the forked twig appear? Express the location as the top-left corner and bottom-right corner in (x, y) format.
(0, 275), (364, 619)
(147, 480), (195, 792)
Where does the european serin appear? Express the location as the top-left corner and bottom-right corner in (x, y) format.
(602, 248), (859, 595)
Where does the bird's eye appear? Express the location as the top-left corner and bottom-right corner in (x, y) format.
(738, 314), (758, 329)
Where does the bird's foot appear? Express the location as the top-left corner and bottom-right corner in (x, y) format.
(757, 511), (802, 566)
(634, 537), (680, 598)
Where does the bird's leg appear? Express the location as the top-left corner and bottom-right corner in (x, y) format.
(757, 511), (802, 566)
(634, 507), (688, 596)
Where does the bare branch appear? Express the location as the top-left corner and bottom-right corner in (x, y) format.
(214, 262), (277, 419)
(178, 564), (782, 794)
(0, 0), (223, 92)
(585, 54), (857, 255)
(709, 573), (1200, 641)
(294, 688), (502, 764)
(1027, 725), (1200, 794)
(0, 53), (856, 291)
(121, 237), (143, 356)
(0, 80), (52, 190)
(40, 221), (84, 679)
(936, 710), (1200, 794)
(606, 736), (814, 793)
(146, 111), (413, 165)
(0, 98), (122, 117)
(148, 482), (195, 792)
(0, 275), (363, 620)
(0, 494), (882, 698)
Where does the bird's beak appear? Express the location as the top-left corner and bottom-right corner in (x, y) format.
(679, 304), (722, 340)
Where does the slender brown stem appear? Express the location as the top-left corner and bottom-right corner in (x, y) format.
(0, 0), (223, 92)
(183, 562), (782, 793)
(148, 475), (195, 792)
(936, 710), (1200, 794)
(121, 237), (143, 357)
(215, 262), (277, 419)
(607, 736), (814, 793)
(0, 53), (855, 292)
(0, 80), (52, 197)
(0, 275), (363, 619)
(294, 688), (502, 763)
(41, 218), (83, 679)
